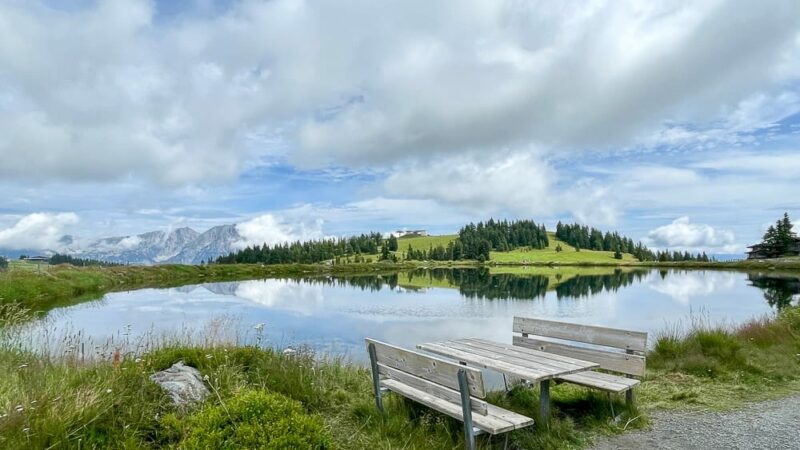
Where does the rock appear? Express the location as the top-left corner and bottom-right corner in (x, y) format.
(150, 361), (210, 406)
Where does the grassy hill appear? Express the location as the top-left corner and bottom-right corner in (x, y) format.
(397, 234), (457, 250)
(396, 232), (637, 264)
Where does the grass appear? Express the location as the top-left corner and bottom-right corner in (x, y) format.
(491, 233), (638, 265)
(1, 300), (800, 448)
(0, 310), (640, 449)
(398, 234), (458, 251)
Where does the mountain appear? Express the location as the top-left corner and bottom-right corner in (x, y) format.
(73, 225), (243, 264)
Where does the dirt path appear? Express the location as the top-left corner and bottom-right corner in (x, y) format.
(591, 395), (800, 450)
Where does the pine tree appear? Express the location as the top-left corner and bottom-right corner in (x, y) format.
(388, 235), (399, 251)
(380, 245), (390, 261)
(613, 246), (622, 260)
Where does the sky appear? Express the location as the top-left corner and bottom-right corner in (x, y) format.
(1, 0), (800, 254)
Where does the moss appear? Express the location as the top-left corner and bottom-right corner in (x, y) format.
(175, 390), (330, 449)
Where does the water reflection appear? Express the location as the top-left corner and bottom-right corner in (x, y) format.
(747, 273), (800, 310)
(291, 268), (652, 301)
(18, 268), (800, 360)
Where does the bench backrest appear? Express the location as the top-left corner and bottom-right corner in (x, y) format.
(512, 317), (647, 377)
(365, 339), (489, 415)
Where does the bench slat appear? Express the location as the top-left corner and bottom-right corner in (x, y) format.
(460, 338), (599, 372)
(441, 340), (595, 376)
(367, 339), (486, 398)
(513, 336), (646, 377)
(513, 317), (647, 352)
(419, 342), (552, 382)
(558, 371), (640, 393)
(381, 379), (534, 435)
(378, 364), (489, 415)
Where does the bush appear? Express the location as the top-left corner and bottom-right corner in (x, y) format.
(176, 389), (330, 449)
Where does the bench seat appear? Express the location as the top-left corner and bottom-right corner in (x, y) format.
(382, 379), (534, 435)
(558, 370), (640, 394)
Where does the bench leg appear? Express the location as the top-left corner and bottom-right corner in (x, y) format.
(367, 343), (383, 413)
(458, 369), (476, 450)
(539, 379), (550, 428)
(626, 388), (634, 408)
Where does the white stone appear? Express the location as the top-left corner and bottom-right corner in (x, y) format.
(149, 361), (210, 406)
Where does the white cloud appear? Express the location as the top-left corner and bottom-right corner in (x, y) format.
(0, 0), (798, 185)
(0, 212), (79, 251)
(234, 213), (325, 249)
(384, 152), (554, 216)
(645, 216), (737, 252)
(647, 270), (737, 304)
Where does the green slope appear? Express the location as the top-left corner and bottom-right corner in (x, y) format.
(396, 232), (637, 264)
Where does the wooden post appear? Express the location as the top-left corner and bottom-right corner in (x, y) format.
(539, 379), (550, 428)
(458, 369), (476, 450)
(625, 349), (635, 408)
(367, 343), (383, 413)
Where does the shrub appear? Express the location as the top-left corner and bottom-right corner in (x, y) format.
(177, 389), (330, 449)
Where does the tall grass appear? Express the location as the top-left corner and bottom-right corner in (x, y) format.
(0, 305), (642, 449)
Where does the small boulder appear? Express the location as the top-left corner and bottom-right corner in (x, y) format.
(150, 361), (210, 406)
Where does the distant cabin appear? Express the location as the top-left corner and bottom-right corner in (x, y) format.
(22, 256), (49, 263)
(747, 238), (800, 259)
(395, 230), (428, 238)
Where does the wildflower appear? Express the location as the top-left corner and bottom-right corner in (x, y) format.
(135, 358), (143, 363)
(15, 405), (23, 413)
(205, 354), (214, 359)
(22, 427), (29, 433)
(254, 323), (266, 332)
(283, 347), (297, 356)
(106, 388), (112, 394)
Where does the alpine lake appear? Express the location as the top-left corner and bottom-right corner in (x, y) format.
(16, 267), (800, 363)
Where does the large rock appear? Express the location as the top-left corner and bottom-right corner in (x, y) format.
(150, 361), (210, 406)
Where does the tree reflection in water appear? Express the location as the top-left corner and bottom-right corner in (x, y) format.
(747, 273), (800, 310)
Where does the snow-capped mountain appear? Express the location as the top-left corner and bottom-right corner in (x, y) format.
(74, 225), (243, 264)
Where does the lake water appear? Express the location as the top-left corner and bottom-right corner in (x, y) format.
(20, 268), (800, 361)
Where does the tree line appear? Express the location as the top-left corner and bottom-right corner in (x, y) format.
(404, 219), (549, 262)
(555, 222), (710, 262)
(48, 253), (122, 267)
(216, 232), (384, 264)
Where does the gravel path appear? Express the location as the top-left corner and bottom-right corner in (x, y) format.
(592, 395), (800, 450)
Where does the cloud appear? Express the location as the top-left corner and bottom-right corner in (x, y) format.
(0, 0), (799, 186)
(645, 216), (737, 252)
(234, 213), (325, 249)
(384, 152), (554, 216)
(0, 212), (79, 251)
(647, 270), (737, 304)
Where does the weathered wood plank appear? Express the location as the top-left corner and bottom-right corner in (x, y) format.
(381, 379), (534, 435)
(513, 336), (646, 377)
(513, 317), (648, 352)
(366, 339), (486, 398)
(378, 364), (489, 415)
(457, 339), (599, 374)
(418, 342), (551, 382)
(558, 370), (640, 393)
(440, 340), (593, 376)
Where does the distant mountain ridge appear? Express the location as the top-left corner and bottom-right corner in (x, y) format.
(73, 224), (243, 264)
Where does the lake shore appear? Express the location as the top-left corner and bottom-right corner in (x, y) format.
(2, 259), (799, 315)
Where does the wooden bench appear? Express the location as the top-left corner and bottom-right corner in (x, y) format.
(366, 338), (534, 450)
(511, 317), (647, 407)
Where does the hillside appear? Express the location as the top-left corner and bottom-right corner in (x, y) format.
(397, 232), (636, 264)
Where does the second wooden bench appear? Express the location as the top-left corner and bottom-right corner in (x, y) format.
(511, 317), (647, 406)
